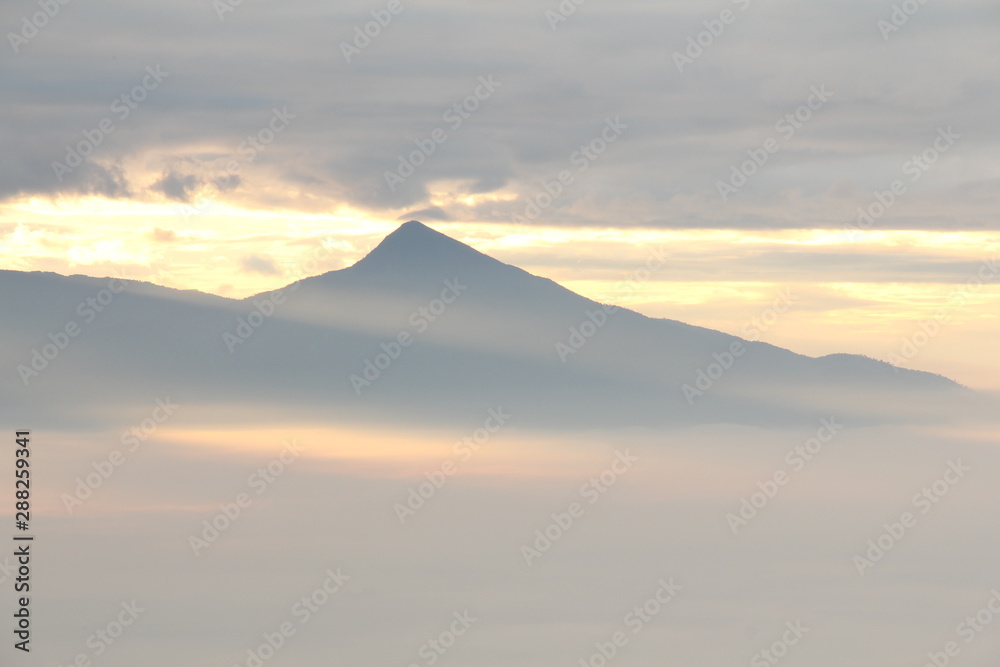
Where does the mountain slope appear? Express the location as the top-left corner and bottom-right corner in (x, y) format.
(0, 221), (975, 429)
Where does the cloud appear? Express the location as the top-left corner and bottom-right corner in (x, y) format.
(0, 0), (997, 231)
(151, 227), (177, 242)
(152, 170), (200, 203)
(398, 206), (451, 221)
(239, 254), (281, 276)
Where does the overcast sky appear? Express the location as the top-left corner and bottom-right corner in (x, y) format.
(1, 0), (998, 387)
(3, 0), (998, 226)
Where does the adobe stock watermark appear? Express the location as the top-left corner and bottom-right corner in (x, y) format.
(51, 66), (169, 182)
(682, 289), (797, 405)
(554, 305), (617, 363)
(577, 578), (682, 667)
(844, 126), (960, 241)
(0, 556), (15, 586)
(511, 116), (628, 224)
(223, 289), (290, 353)
(222, 239), (338, 352)
(726, 417), (844, 534)
(7, 0), (74, 54)
(944, 256), (1000, 311)
(213, 0), (260, 21)
(884, 255), (999, 369)
(189, 440), (304, 556)
(218, 106), (295, 183)
(545, 0), (590, 31)
(61, 398), (180, 513)
(55, 601), (145, 667)
(877, 0), (931, 41)
(556, 245), (669, 362)
(405, 611), (478, 667)
(750, 620), (810, 667)
(920, 588), (1000, 667)
(672, 0), (752, 73)
(853, 459), (970, 576)
(180, 106), (296, 220)
(16, 274), (128, 386)
(717, 85), (834, 202)
(394, 407), (512, 524)
(340, 0), (404, 63)
(384, 75), (502, 192)
(521, 449), (639, 566)
(350, 278), (467, 395)
(231, 567), (350, 667)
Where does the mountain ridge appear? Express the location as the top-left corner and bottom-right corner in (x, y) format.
(0, 221), (977, 429)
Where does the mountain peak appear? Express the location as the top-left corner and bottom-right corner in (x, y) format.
(383, 220), (449, 245)
(350, 220), (501, 277)
(396, 219), (434, 232)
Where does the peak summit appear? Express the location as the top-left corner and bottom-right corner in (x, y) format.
(350, 221), (500, 277)
(396, 219), (434, 232)
(385, 219), (448, 242)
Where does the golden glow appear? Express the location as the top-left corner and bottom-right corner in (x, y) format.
(2, 195), (998, 390)
(426, 181), (520, 209)
(161, 424), (628, 480)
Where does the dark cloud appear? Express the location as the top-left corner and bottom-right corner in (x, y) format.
(1, 0), (997, 230)
(151, 169), (200, 202)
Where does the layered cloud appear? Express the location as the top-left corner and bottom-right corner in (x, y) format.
(2, 0), (998, 230)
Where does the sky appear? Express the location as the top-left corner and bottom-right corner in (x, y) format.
(1, 0), (998, 388)
(3, 4), (1000, 664)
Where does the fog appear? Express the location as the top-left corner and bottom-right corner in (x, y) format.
(2, 415), (996, 666)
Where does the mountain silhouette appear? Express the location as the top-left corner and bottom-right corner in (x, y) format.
(0, 221), (978, 429)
